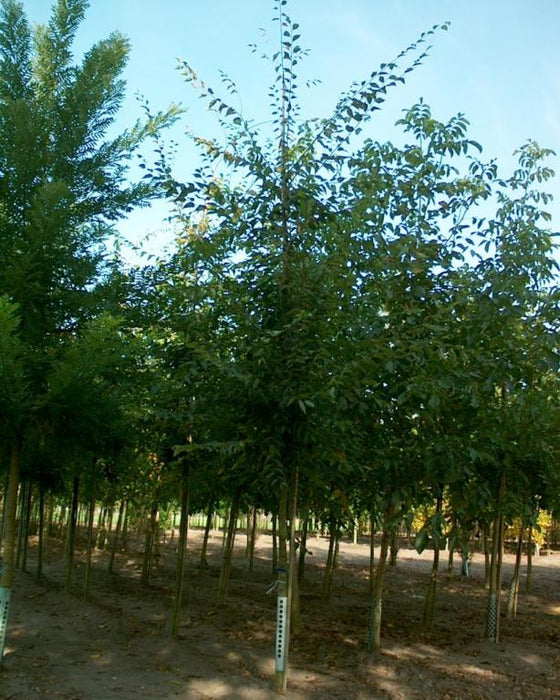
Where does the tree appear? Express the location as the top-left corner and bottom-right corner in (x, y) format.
(161, 3), (451, 689)
(0, 0), (177, 662)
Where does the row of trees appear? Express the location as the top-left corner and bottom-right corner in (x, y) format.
(1, 0), (559, 691)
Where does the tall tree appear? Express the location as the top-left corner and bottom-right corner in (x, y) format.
(0, 0), (176, 662)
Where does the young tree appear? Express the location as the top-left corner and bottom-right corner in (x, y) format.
(161, 2), (451, 689)
(0, 0), (177, 662)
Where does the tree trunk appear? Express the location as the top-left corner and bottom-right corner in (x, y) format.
(46, 495), (54, 542)
(121, 500), (129, 550)
(171, 465), (190, 637)
(0, 469), (7, 539)
(367, 503), (394, 654)
(423, 493), (443, 628)
(37, 481), (45, 582)
(368, 512), (376, 596)
(95, 506), (105, 549)
(217, 490), (240, 605)
(483, 523), (491, 589)
(272, 513), (278, 573)
(525, 524), (533, 594)
(506, 522), (524, 619)
(141, 501), (158, 587)
(248, 506), (258, 573)
(447, 547), (454, 575)
(0, 438), (21, 664)
(108, 500), (125, 574)
(15, 480), (28, 569)
(106, 506), (114, 538)
(221, 505), (230, 551)
(321, 526), (336, 603)
(389, 529), (399, 567)
(57, 504), (66, 540)
(485, 476), (505, 643)
(245, 506), (252, 556)
(461, 546), (470, 577)
(274, 483), (290, 695)
(288, 464), (300, 635)
(199, 498), (214, 569)
(84, 485), (96, 601)
(423, 541), (441, 628)
(297, 514), (309, 583)
(65, 476), (80, 592)
(21, 482), (32, 572)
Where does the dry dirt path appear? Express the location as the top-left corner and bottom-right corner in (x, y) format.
(1, 531), (559, 699)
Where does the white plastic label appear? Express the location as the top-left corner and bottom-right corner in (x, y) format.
(0, 586), (11, 661)
(275, 595), (288, 672)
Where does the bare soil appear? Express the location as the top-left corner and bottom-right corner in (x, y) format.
(2, 529), (559, 699)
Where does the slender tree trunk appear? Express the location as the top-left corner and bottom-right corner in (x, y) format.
(389, 529), (399, 567)
(95, 507), (105, 549)
(84, 485), (96, 601)
(297, 514), (309, 583)
(217, 490), (240, 605)
(141, 501), (158, 587)
(121, 500), (129, 550)
(506, 523), (524, 619)
(321, 525), (336, 603)
(57, 504), (66, 540)
(278, 495), (288, 570)
(171, 465), (190, 637)
(0, 438), (21, 665)
(15, 480), (27, 569)
(288, 464), (300, 635)
(461, 546), (470, 577)
(274, 483), (290, 695)
(65, 476), (80, 592)
(221, 504), (230, 551)
(106, 506), (114, 538)
(424, 493), (444, 629)
(153, 513), (161, 571)
(199, 498), (214, 569)
(272, 513), (278, 573)
(525, 524), (533, 594)
(245, 506), (252, 555)
(447, 547), (454, 575)
(46, 496), (54, 542)
(21, 482), (32, 572)
(369, 512), (376, 596)
(423, 493), (443, 628)
(0, 470), (7, 538)
(108, 500), (125, 574)
(423, 542), (441, 628)
(274, 463), (302, 693)
(248, 506), (258, 573)
(485, 475), (505, 642)
(367, 503), (394, 654)
(37, 482), (45, 582)
(483, 523), (491, 589)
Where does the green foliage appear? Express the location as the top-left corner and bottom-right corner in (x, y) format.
(0, 295), (27, 436)
(0, 0), (179, 344)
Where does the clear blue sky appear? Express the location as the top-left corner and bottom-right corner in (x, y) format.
(21, 0), (560, 260)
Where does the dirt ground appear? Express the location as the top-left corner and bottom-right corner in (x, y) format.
(1, 527), (559, 699)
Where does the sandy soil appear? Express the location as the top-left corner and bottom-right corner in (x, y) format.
(1, 528), (559, 699)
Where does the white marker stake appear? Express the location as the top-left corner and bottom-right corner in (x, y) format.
(275, 595), (288, 673)
(0, 586), (10, 664)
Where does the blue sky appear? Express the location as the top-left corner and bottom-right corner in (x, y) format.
(20, 0), (560, 260)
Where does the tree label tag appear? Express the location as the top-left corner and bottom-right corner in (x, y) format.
(0, 586), (11, 662)
(275, 595), (288, 672)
